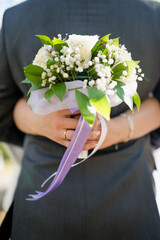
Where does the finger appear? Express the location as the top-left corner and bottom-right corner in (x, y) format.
(63, 127), (101, 141)
(62, 139), (70, 148)
(71, 110), (81, 115)
(82, 141), (98, 151)
(72, 114), (81, 119)
(92, 117), (101, 130)
(53, 117), (79, 130)
(87, 130), (101, 141)
(54, 109), (73, 116)
(62, 129), (74, 140)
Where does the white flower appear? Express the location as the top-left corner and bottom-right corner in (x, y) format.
(41, 72), (47, 79)
(33, 47), (52, 69)
(47, 72), (52, 77)
(49, 76), (56, 82)
(122, 70), (128, 76)
(89, 61), (93, 66)
(54, 57), (59, 62)
(63, 73), (69, 78)
(103, 59), (107, 63)
(78, 67), (83, 72)
(89, 80), (95, 87)
(76, 60), (81, 66)
(67, 34), (99, 61)
(101, 55), (106, 59)
(58, 34), (62, 40)
(108, 59), (114, 65)
(109, 81), (117, 89)
(119, 69), (137, 84)
(42, 80), (47, 87)
(94, 57), (99, 63)
(51, 51), (56, 56)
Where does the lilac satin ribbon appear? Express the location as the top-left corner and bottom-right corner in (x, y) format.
(27, 115), (92, 201)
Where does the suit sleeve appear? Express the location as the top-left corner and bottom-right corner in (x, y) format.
(0, 15), (24, 146)
(150, 79), (160, 149)
(153, 79), (160, 102)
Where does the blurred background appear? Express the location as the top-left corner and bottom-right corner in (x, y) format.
(0, 0), (160, 225)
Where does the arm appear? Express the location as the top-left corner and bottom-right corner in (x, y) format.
(0, 15), (24, 146)
(13, 97), (96, 149)
(13, 96), (160, 150)
(99, 97), (160, 149)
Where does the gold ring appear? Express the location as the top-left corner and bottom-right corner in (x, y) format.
(64, 130), (67, 139)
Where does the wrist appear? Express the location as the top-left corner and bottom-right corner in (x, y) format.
(120, 113), (134, 142)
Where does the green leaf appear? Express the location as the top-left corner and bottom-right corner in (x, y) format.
(47, 59), (55, 68)
(36, 35), (54, 46)
(21, 78), (32, 84)
(112, 37), (119, 47)
(75, 90), (96, 126)
(53, 38), (68, 46)
(51, 82), (66, 102)
(88, 87), (111, 121)
(113, 81), (125, 101)
(24, 64), (44, 84)
(114, 82), (133, 110)
(24, 64), (44, 75)
(112, 63), (128, 80)
(44, 89), (54, 102)
(126, 61), (139, 76)
(24, 73), (42, 84)
(133, 92), (141, 110)
(91, 40), (101, 56)
(27, 84), (44, 95)
(53, 37), (68, 52)
(101, 34), (111, 43)
(26, 93), (31, 102)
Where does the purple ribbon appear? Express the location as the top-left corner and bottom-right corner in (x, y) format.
(27, 115), (92, 201)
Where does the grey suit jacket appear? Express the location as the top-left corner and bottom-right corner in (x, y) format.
(0, 0), (160, 239)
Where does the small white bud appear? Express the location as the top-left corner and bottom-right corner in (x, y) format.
(54, 57), (59, 62)
(63, 73), (69, 78)
(122, 70), (128, 76)
(108, 59), (114, 65)
(103, 59), (107, 63)
(123, 62), (127, 67)
(94, 57), (99, 63)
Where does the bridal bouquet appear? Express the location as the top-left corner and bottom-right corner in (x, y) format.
(23, 33), (144, 200)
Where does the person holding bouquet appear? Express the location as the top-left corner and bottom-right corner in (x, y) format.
(0, 0), (160, 239)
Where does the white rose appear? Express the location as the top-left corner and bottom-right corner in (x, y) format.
(33, 46), (52, 69)
(67, 34), (99, 61)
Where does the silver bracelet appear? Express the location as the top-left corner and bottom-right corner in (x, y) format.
(120, 113), (134, 142)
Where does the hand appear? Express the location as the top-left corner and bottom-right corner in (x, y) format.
(64, 114), (127, 151)
(13, 98), (128, 151)
(35, 109), (80, 148)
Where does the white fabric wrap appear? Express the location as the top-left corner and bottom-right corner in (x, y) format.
(28, 80), (137, 114)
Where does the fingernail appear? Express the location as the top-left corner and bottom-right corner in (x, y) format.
(96, 131), (100, 136)
(90, 142), (98, 147)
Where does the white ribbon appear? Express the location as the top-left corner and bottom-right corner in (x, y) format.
(41, 115), (107, 188)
